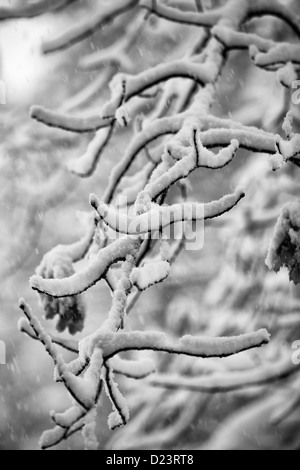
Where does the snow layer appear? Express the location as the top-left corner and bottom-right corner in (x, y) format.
(130, 261), (171, 291)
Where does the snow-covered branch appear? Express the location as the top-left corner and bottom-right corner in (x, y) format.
(30, 58), (218, 132)
(0, 0), (78, 20)
(141, 0), (300, 38)
(68, 126), (115, 177)
(18, 317), (79, 354)
(81, 329), (270, 362)
(90, 188), (245, 235)
(42, 0), (140, 54)
(149, 354), (299, 394)
(30, 237), (139, 297)
(103, 364), (130, 429)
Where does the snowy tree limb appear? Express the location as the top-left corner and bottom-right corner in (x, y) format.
(0, 0), (78, 20)
(81, 329), (270, 362)
(148, 355), (299, 394)
(30, 237), (140, 297)
(90, 188), (245, 235)
(18, 317), (79, 354)
(140, 0), (300, 38)
(42, 0), (140, 54)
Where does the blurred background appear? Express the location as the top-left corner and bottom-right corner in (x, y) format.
(1, 0), (300, 450)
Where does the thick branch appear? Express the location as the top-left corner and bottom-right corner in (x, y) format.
(84, 329), (270, 361)
(30, 237), (139, 298)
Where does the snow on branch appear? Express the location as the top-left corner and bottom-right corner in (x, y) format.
(19, 300), (102, 411)
(101, 114), (187, 202)
(81, 329), (270, 361)
(0, 0), (78, 20)
(40, 422), (85, 450)
(18, 317), (79, 354)
(212, 26), (275, 52)
(30, 78), (127, 133)
(197, 128), (279, 155)
(101, 105), (242, 194)
(19, 299), (64, 366)
(141, 0), (300, 38)
(50, 406), (88, 431)
(247, 0), (300, 38)
(40, 378), (102, 449)
(103, 364), (130, 429)
(68, 126), (115, 178)
(135, 127), (239, 203)
(211, 28), (300, 85)
(130, 260), (171, 291)
(30, 105), (116, 134)
(90, 187), (245, 235)
(30, 57), (218, 132)
(148, 354), (299, 394)
(79, 12), (146, 73)
(30, 237), (140, 298)
(42, 0), (140, 54)
(139, 0), (224, 27)
(251, 44), (300, 70)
